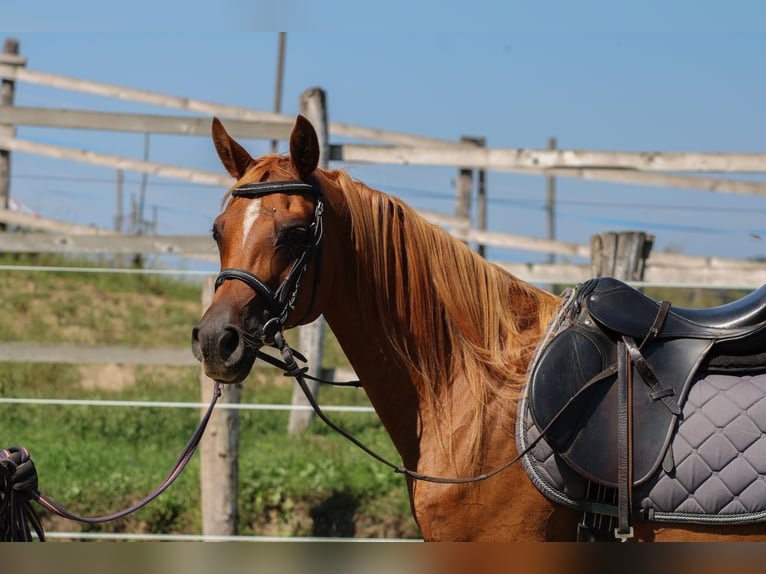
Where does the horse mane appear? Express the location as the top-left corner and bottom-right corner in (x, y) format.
(318, 167), (562, 468)
(241, 155), (561, 467)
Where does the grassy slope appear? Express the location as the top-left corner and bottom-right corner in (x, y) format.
(0, 255), (419, 538)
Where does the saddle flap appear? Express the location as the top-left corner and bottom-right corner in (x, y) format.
(528, 324), (613, 452)
(528, 284), (715, 488)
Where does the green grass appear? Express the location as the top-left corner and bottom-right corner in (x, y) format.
(0, 254), (420, 539)
(0, 370), (415, 537)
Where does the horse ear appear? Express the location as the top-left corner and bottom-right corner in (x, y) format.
(289, 115), (320, 179)
(211, 117), (254, 179)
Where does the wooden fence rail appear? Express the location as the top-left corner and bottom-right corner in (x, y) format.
(0, 106), (293, 140)
(0, 63), (463, 147)
(2, 232), (766, 287)
(0, 135), (231, 186)
(0, 342), (197, 366)
(1, 49), (765, 287)
(331, 144), (766, 173)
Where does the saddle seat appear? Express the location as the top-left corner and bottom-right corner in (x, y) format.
(528, 276), (766, 491)
(582, 277), (766, 340)
(673, 283), (766, 329)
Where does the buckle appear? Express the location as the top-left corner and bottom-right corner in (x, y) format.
(259, 317), (282, 344)
(614, 526), (634, 542)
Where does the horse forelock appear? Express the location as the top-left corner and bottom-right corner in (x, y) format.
(324, 169), (561, 468)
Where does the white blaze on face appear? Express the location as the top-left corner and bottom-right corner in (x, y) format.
(241, 198), (262, 247)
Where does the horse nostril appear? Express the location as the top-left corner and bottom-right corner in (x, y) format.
(191, 326), (203, 361)
(219, 326), (244, 366)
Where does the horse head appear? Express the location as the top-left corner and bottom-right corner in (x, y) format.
(191, 116), (326, 383)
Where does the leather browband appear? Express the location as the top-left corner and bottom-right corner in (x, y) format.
(232, 179), (320, 198)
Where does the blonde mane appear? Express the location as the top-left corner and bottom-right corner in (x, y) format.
(237, 155), (561, 466)
(317, 167), (562, 466)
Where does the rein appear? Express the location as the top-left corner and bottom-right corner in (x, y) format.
(271, 329), (614, 485)
(1, 382), (221, 541)
(219, 177), (581, 485)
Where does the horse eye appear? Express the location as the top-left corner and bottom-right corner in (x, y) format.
(281, 226), (308, 246)
(211, 225), (221, 245)
(278, 226), (308, 256)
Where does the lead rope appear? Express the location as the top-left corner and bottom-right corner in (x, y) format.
(1, 382), (221, 541)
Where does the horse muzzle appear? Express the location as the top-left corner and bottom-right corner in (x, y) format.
(191, 320), (259, 384)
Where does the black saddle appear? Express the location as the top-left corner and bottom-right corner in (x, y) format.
(527, 277), (766, 538)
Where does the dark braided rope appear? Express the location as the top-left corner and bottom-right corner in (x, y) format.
(1, 382), (221, 541)
(0, 446), (44, 541)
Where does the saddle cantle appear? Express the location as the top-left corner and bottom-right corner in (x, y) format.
(580, 277), (766, 340)
(524, 277), (766, 537)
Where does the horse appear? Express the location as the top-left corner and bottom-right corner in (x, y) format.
(191, 114), (766, 541)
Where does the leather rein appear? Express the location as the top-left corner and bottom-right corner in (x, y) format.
(1, 383), (221, 541)
(218, 178), (582, 486)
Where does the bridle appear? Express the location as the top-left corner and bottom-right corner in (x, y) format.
(215, 178), (324, 343)
(212, 177), (577, 487)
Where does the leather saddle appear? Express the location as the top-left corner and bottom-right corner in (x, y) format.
(527, 277), (766, 536)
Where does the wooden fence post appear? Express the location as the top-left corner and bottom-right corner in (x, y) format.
(199, 275), (241, 536)
(455, 140), (474, 231)
(287, 87), (329, 435)
(456, 136), (487, 254)
(467, 137), (487, 258)
(0, 38), (25, 230)
(590, 231), (654, 281)
(546, 137), (557, 264)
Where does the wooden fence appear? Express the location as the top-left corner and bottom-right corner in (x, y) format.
(3, 37), (766, 538)
(2, 38), (766, 286)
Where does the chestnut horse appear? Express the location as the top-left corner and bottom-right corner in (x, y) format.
(192, 115), (766, 542)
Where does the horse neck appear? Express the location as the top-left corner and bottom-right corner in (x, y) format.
(316, 174), (560, 470)
(318, 187), (421, 460)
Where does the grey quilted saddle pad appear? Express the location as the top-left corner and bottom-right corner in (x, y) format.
(517, 372), (766, 525)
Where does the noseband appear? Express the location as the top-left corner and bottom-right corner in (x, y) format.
(215, 178), (324, 342)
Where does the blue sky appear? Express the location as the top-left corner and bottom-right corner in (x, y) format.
(2, 2), (766, 273)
